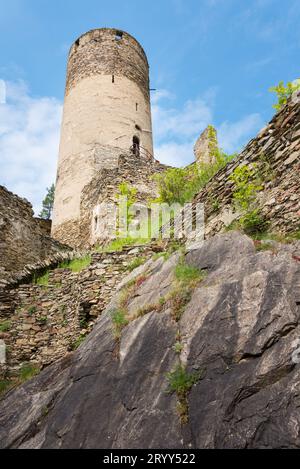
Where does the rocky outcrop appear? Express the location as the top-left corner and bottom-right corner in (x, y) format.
(1, 231), (300, 449)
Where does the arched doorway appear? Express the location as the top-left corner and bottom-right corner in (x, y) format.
(132, 136), (140, 157)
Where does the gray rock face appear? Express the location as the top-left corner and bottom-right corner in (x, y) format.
(1, 232), (300, 449)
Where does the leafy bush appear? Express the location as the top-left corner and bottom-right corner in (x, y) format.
(269, 79), (300, 111)
(239, 209), (268, 235)
(229, 164), (268, 235)
(154, 144), (235, 206)
(167, 364), (201, 396)
(230, 165), (263, 211)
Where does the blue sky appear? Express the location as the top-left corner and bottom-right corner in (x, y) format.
(0, 0), (300, 213)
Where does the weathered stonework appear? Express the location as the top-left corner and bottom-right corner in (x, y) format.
(194, 94), (300, 236)
(0, 243), (166, 378)
(0, 186), (70, 281)
(194, 125), (218, 165)
(52, 29), (155, 247)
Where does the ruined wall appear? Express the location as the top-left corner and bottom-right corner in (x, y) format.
(0, 186), (71, 281)
(194, 94), (300, 236)
(53, 150), (168, 249)
(52, 28), (154, 245)
(0, 243), (163, 377)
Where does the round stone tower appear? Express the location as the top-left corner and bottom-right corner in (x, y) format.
(52, 28), (154, 246)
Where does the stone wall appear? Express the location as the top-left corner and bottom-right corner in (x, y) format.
(53, 150), (168, 249)
(0, 243), (165, 378)
(0, 186), (71, 281)
(194, 94), (300, 237)
(66, 28), (149, 99)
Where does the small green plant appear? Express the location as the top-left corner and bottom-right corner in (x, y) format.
(173, 342), (184, 354)
(28, 305), (37, 316)
(166, 364), (203, 424)
(229, 164), (268, 235)
(0, 380), (14, 398)
(175, 261), (205, 285)
(19, 363), (40, 382)
(126, 257), (147, 272)
(167, 364), (200, 395)
(167, 258), (206, 322)
(111, 309), (129, 339)
(59, 255), (91, 273)
(0, 320), (11, 333)
(169, 286), (193, 322)
(269, 79), (300, 111)
(33, 271), (49, 286)
(159, 296), (166, 307)
(70, 334), (87, 350)
(239, 209), (268, 235)
(37, 316), (48, 326)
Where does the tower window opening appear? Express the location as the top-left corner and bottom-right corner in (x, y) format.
(115, 31), (123, 41)
(135, 124), (142, 132)
(132, 136), (140, 157)
(136, 103), (138, 111)
(112, 75), (115, 83)
(94, 216), (98, 231)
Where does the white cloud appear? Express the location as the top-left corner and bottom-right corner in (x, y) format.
(152, 89), (263, 167)
(0, 80), (62, 214)
(0, 81), (264, 214)
(217, 113), (264, 153)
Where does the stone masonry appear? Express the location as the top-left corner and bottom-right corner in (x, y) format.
(0, 242), (166, 379)
(52, 28), (155, 247)
(0, 186), (71, 281)
(194, 93), (300, 237)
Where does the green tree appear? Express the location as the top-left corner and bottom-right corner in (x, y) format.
(39, 184), (55, 220)
(269, 79), (300, 111)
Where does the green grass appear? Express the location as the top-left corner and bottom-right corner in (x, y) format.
(166, 364), (203, 425)
(111, 308), (129, 339)
(19, 363), (40, 382)
(59, 255), (91, 273)
(0, 363), (41, 400)
(101, 237), (150, 253)
(0, 380), (14, 398)
(126, 257), (147, 272)
(70, 334), (87, 351)
(28, 306), (37, 316)
(37, 316), (48, 325)
(33, 271), (49, 286)
(175, 262), (205, 284)
(0, 320), (11, 333)
(169, 286), (193, 322)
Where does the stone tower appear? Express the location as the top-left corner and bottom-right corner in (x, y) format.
(52, 28), (154, 246)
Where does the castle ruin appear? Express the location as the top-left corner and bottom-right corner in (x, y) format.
(52, 28), (165, 248)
